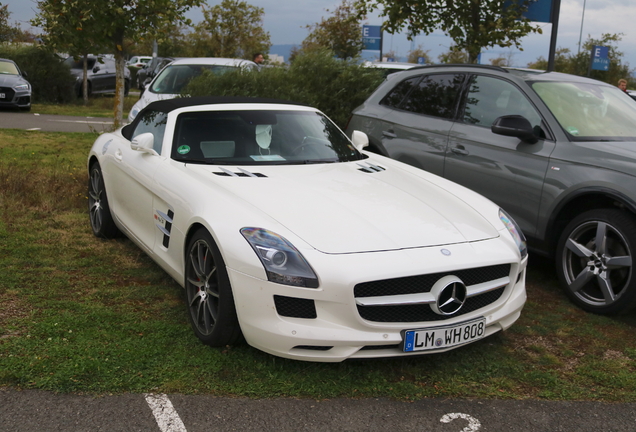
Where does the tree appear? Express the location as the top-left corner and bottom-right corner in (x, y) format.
(187, 0), (270, 59)
(302, 0), (365, 59)
(355, 0), (542, 63)
(0, 2), (34, 43)
(32, 0), (108, 105)
(527, 34), (634, 86)
(407, 45), (431, 64)
(437, 47), (468, 64)
(33, 0), (203, 127)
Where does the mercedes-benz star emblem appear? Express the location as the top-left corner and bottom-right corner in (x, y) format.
(437, 281), (467, 315)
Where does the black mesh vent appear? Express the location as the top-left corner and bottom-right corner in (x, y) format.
(354, 264), (510, 298)
(213, 171), (267, 177)
(293, 345), (333, 351)
(357, 287), (505, 322)
(274, 295), (317, 319)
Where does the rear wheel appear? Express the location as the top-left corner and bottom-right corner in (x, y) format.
(556, 209), (636, 314)
(184, 228), (242, 346)
(88, 162), (120, 238)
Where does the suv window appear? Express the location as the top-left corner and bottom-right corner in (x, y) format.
(462, 75), (542, 129)
(402, 74), (464, 119)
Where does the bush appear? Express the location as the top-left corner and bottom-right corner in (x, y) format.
(0, 45), (76, 104)
(184, 49), (385, 129)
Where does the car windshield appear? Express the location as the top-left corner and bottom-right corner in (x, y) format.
(0, 61), (19, 75)
(171, 110), (366, 165)
(532, 81), (636, 141)
(150, 64), (239, 94)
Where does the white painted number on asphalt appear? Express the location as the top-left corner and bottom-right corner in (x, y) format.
(144, 393), (188, 432)
(440, 412), (482, 431)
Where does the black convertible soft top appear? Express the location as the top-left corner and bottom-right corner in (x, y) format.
(145, 96), (307, 114)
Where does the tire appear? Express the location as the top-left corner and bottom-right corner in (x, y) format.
(556, 209), (636, 314)
(184, 228), (242, 346)
(88, 162), (121, 238)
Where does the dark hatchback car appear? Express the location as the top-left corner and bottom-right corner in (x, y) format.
(136, 56), (177, 92)
(64, 56), (131, 97)
(0, 58), (31, 111)
(347, 64), (636, 315)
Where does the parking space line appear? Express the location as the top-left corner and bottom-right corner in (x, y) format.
(144, 393), (188, 432)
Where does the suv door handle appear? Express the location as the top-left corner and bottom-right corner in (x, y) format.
(450, 147), (469, 156)
(382, 130), (397, 139)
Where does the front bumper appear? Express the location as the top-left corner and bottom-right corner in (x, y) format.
(0, 86), (30, 108)
(228, 238), (527, 362)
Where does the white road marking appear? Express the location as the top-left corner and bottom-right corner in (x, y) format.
(48, 119), (114, 125)
(440, 412), (481, 431)
(26, 128), (41, 131)
(144, 393), (188, 432)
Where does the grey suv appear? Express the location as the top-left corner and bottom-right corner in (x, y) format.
(346, 65), (636, 314)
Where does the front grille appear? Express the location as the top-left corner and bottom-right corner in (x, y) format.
(0, 87), (15, 101)
(274, 295), (317, 319)
(355, 264), (510, 323)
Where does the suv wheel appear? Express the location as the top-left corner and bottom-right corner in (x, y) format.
(556, 209), (636, 314)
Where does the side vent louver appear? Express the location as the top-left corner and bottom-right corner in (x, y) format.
(357, 162), (386, 173)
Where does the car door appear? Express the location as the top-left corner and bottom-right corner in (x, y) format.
(379, 73), (465, 176)
(106, 110), (168, 252)
(444, 74), (556, 236)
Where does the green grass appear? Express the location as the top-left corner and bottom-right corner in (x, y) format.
(30, 94), (139, 118)
(2, 128), (636, 400)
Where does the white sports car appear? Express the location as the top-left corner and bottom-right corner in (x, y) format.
(88, 96), (528, 362)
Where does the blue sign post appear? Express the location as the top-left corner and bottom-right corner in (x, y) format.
(591, 45), (610, 71)
(362, 25), (383, 60)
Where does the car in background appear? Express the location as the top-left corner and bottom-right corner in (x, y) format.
(88, 96), (527, 361)
(347, 64), (636, 315)
(127, 57), (258, 122)
(363, 61), (420, 77)
(127, 56), (152, 68)
(136, 56), (178, 92)
(0, 58), (31, 111)
(627, 89), (636, 102)
(64, 55), (131, 97)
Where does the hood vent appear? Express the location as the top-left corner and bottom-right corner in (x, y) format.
(213, 167), (267, 178)
(357, 162), (386, 173)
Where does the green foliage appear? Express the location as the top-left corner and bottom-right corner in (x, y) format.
(355, 0), (542, 63)
(185, 0), (271, 59)
(437, 47), (469, 64)
(0, 45), (75, 104)
(407, 46), (432, 64)
(527, 34), (635, 87)
(184, 49), (385, 128)
(301, 0), (365, 60)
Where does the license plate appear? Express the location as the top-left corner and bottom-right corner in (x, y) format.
(402, 317), (486, 352)
(0, 93), (4, 99)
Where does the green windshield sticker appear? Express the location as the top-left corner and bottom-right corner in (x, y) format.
(566, 126), (579, 136)
(177, 145), (190, 154)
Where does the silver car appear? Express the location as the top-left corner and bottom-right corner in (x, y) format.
(347, 65), (636, 315)
(0, 58), (31, 111)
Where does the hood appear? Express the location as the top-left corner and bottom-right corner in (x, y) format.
(0, 74), (27, 87)
(186, 162), (499, 254)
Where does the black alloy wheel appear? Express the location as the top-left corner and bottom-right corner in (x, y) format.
(184, 228), (242, 346)
(88, 162), (120, 238)
(556, 209), (636, 314)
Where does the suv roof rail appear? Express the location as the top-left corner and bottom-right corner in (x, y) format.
(407, 63), (509, 73)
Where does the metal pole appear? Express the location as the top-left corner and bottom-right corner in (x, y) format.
(547, 0), (561, 72)
(577, 0), (587, 55)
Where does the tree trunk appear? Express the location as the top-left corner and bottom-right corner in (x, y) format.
(82, 53), (89, 105)
(113, 47), (126, 129)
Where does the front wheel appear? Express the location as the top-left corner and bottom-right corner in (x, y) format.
(184, 228), (242, 346)
(88, 162), (120, 238)
(556, 209), (636, 314)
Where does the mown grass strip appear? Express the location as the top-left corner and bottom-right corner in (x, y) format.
(1, 129), (636, 400)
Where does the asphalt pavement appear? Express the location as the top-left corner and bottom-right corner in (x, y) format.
(2, 111), (636, 432)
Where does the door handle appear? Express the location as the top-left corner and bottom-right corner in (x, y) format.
(450, 147), (469, 156)
(382, 130), (397, 139)
(115, 149), (123, 161)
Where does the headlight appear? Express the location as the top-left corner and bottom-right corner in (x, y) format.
(499, 209), (527, 259)
(14, 84), (29, 91)
(241, 227), (319, 288)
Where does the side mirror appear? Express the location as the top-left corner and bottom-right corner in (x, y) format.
(351, 130), (369, 151)
(92, 66), (100, 73)
(22, 70), (28, 78)
(491, 115), (538, 144)
(131, 132), (158, 155)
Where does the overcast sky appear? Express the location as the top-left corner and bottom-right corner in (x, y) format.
(7, 0), (636, 71)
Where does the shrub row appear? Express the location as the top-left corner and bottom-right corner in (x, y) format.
(185, 49), (385, 129)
